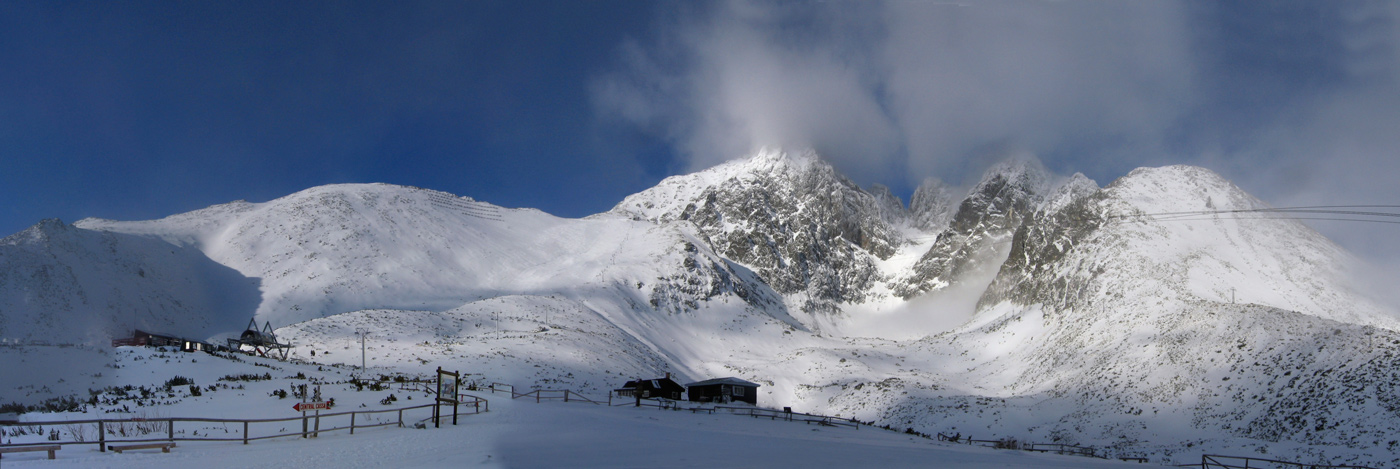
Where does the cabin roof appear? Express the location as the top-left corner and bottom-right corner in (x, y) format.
(685, 377), (760, 388)
(620, 377), (684, 389)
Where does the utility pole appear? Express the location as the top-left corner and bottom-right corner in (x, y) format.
(355, 328), (369, 372)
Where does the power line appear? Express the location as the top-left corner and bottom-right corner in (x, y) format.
(1106, 206), (1400, 226)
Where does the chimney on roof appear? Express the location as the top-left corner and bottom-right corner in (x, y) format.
(665, 372), (670, 380)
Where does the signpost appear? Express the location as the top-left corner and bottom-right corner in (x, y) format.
(435, 367), (460, 428)
(295, 385), (325, 438)
(293, 402), (329, 411)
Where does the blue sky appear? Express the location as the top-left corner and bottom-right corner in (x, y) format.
(0, 1), (676, 236)
(3, 1), (1399, 268)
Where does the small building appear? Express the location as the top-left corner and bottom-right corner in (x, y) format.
(686, 377), (759, 405)
(614, 373), (685, 400)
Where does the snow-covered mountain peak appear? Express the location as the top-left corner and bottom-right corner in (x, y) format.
(611, 147), (833, 222)
(968, 156), (1054, 206)
(743, 145), (821, 172)
(1042, 172), (1099, 214)
(1107, 164), (1260, 214)
(611, 147), (901, 316)
(0, 217), (67, 245)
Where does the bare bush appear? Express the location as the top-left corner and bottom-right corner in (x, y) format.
(994, 437), (1021, 450)
(64, 422), (93, 442)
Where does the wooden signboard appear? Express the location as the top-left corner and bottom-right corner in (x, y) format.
(434, 367), (460, 427)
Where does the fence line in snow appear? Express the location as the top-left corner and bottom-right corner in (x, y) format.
(1178, 454), (1379, 469)
(0, 395), (487, 453)
(485, 382), (604, 405)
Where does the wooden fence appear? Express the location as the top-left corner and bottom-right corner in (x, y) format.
(486, 383), (604, 405)
(713, 405), (861, 429)
(620, 396), (861, 430)
(0, 395), (488, 453)
(1025, 442), (1099, 458)
(936, 432), (1003, 448)
(1191, 454), (1378, 469)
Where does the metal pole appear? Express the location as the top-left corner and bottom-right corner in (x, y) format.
(356, 328), (369, 372)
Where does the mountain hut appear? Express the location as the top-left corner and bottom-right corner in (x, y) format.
(614, 373), (685, 400)
(685, 377), (759, 405)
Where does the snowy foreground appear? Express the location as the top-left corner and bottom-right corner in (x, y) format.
(0, 347), (1148, 468)
(3, 394), (1150, 468)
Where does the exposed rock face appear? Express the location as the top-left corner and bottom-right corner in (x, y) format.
(867, 183), (908, 228)
(894, 159), (1051, 299)
(977, 172), (1103, 312)
(612, 148), (900, 314)
(908, 177), (957, 232)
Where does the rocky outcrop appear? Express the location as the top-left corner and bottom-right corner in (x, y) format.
(612, 148), (900, 314)
(894, 159), (1051, 299)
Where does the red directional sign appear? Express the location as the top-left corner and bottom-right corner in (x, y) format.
(293, 401), (329, 412)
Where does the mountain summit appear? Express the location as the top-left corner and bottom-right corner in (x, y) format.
(612, 147), (900, 315)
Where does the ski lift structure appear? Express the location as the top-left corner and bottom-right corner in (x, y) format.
(227, 319), (294, 360)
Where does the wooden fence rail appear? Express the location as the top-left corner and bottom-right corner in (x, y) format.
(0, 395), (488, 453)
(1198, 454), (1378, 469)
(487, 383), (603, 405)
(1025, 442), (1099, 458)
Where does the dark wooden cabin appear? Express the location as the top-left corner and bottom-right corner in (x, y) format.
(685, 377), (759, 405)
(615, 373), (685, 400)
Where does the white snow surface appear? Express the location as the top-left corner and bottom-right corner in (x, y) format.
(0, 346), (1152, 468)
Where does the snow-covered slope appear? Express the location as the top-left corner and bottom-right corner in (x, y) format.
(4, 149), (1399, 466)
(784, 164), (1400, 465)
(0, 219), (256, 344)
(76, 184), (782, 333)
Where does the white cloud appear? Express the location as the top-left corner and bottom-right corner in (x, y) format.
(592, 0), (1195, 187)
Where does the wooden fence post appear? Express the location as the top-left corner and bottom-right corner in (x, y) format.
(398, 409), (404, 427)
(350, 412), (355, 435)
(243, 421), (248, 444)
(168, 418), (174, 441)
(98, 421), (105, 451)
(564, 390), (570, 403)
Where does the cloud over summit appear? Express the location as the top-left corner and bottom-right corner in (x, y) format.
(592, 0), (1195, 188)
